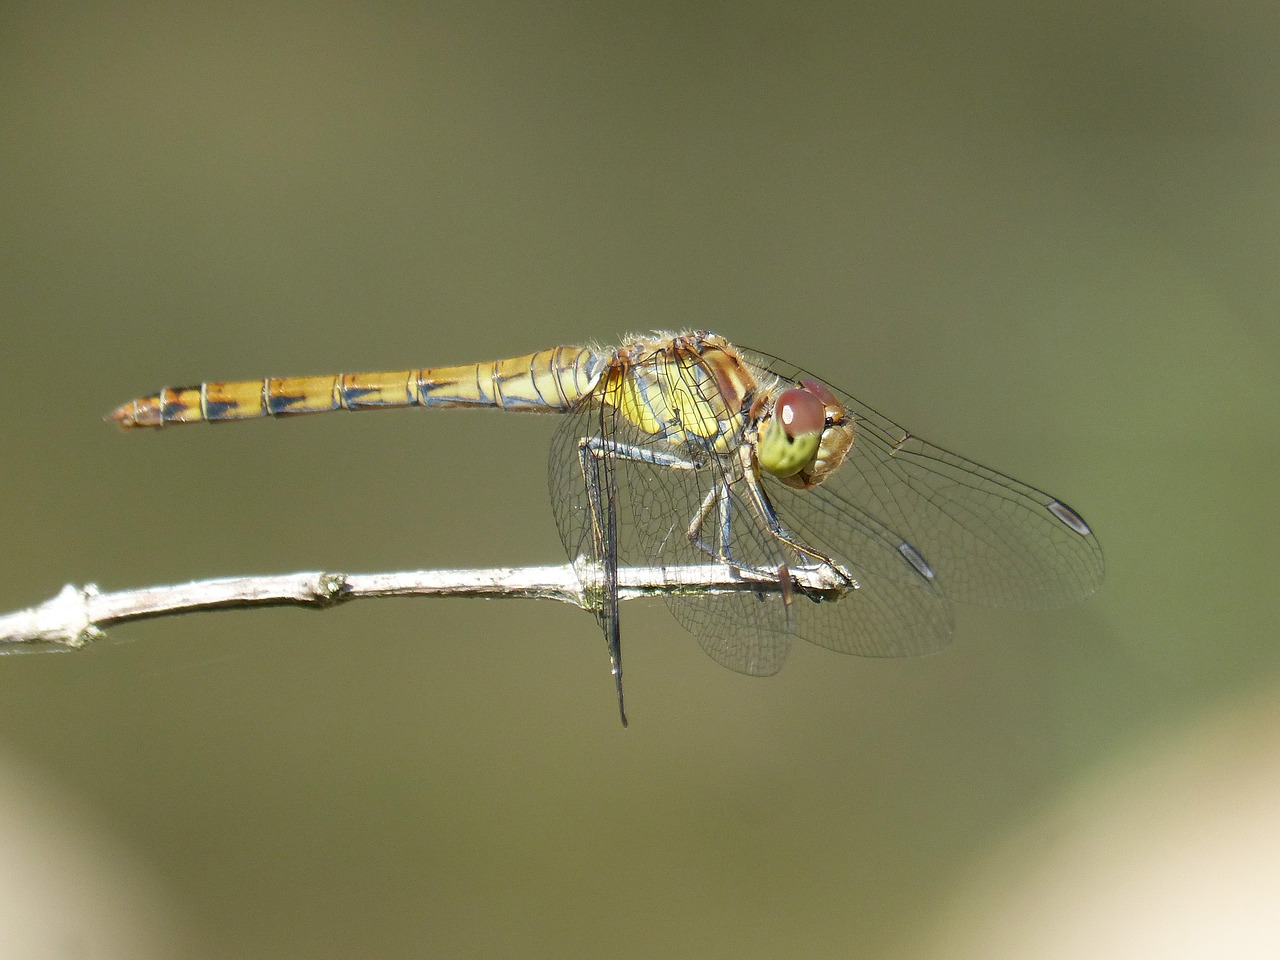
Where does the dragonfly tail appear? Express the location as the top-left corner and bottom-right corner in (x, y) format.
(107, 346), (606, 428)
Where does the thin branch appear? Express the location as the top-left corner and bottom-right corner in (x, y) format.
(0, 562), (853, 652)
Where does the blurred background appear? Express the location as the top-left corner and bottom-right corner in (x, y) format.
(1, 1), (1277, 957)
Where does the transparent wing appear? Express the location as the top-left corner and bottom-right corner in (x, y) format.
(547, 347), (957, 675)
(747, 347), (1106, 609)
(546, 388), (630, 720)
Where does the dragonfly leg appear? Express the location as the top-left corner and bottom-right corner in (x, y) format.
(574, 436), (700, 565)
(578, 436), (700, 471)
(669, 459), (799, 595)
(734, 447), (859, 595)
(684, 481), (736, 562)
(575, 434), (702, 569)
(579, 436), (764, 574)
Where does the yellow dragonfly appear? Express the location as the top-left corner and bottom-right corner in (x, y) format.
(111, 331), (1104, 724)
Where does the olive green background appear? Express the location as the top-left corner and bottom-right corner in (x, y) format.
(2, 2), (1277, 957)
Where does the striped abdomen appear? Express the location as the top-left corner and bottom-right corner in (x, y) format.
(109, 345), (607, 428)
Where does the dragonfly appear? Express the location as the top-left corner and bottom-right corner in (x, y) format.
(111, 330), (1104, 725)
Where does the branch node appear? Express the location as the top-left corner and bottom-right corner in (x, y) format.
(314, 572), (350, 604)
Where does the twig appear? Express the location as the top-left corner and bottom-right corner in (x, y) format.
(0, 562), (852, 652)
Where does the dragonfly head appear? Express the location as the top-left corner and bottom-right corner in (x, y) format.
(757, 379), (855, 490)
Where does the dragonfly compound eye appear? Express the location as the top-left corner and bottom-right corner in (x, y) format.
(758, 387), (825, 478)
(799, 378), (838, 408)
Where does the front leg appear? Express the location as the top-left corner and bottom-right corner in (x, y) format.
(735, 445), (859, 597)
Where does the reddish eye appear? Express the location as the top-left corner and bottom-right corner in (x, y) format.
(775, 387), (826, 437)
(799, 378), (837, 407)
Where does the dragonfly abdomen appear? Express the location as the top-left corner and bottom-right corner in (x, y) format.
(109, 345), (607, 427)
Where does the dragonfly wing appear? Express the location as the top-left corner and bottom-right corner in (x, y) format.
(749, 349), (1105, 609)
(547, 398), (629, 722)
(600, 419), (956, 664)
(643, 471), (796, 677)
(759, 475), (956, 657)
